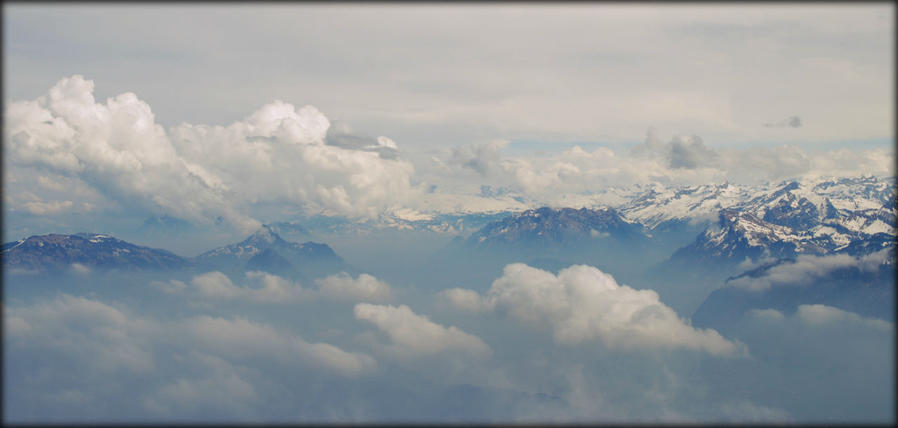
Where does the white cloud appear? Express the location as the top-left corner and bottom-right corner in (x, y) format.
(70, 262), (91, 275)
(182, 315), (376, 377)
(4, 75), (421, 232)
(142, 353), (259, 417)
(177, 271), (392, 304)
(4, 294), (156, 374)
(22, 199), (74, 215)
(169, 99), (419, 219)
(4, 75), (259, 233)
(796, 304), (892, 331)
(438, 288), (491, 313)
(315, 272), (393, 302)
(188, 271), (313, 302)
(354, 303), (491, 358)
(727, 250), (889, 291)
(447, 140), (509, 176)
(444, 263), (742, 356)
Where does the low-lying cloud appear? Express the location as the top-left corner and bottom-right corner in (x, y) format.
(154, 270), (394, 303)
(354, 303), (492, 359)
(441, 263), (742, 356)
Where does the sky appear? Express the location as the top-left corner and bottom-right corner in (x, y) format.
(5, 4), (893, 146)
(2, 3), (895, 237)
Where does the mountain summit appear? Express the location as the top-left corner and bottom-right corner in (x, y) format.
(194, 225), (347, 279)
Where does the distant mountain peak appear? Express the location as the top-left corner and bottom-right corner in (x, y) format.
(467, 206), (645, 248)
(244, 224), (282, 245)
(2, 233), (190, 272)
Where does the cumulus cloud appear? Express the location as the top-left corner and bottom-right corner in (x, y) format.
(142, 353), (259, 418)
(22, 199), (74, 215)
(443, 263), (741, 356)
(325, 121), (400, 160)
(163, 271), (394, 304)
(667, 135), (720, 169)
(315, 272), (393, 302)
(794, 304), (892, 330)
(4, 75), (420, 232)
(444, 139), (510, 177)
(727, 250), (890, 291)
(764, 116), (802, 128)
(182, 315), (376, 377)
(4, 294), (157, 374)
(169, 99), (418, 219)
(630, 130), (720, 170)
(4, 75), (259, 233)
(190, 271), (315, 303)
(354, 303), (492, 358)
(4, 293), (375, 379)
(438, 288), (492, 313)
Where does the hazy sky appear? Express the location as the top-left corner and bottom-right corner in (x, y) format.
(5, 4), (893, 148)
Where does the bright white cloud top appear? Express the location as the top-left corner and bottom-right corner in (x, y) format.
(5, 75), (418, 232)
(442, 263), (742, 356)
(354, 303), (492, 359)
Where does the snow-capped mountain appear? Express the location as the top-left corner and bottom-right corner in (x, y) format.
(664, 176), (895, 266)
(618, 181), (756, 230)
(194, 225), (350, 279)
(617, 176), (895, 235)
(292, 211), (515, 236)
(2, 233), (191, 272)
(466, 206), (646, 248)
(669, 209), (825, 266)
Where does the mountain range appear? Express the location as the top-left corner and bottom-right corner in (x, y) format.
(3, 226), (348, 280)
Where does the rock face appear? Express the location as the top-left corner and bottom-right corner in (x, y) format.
(1, 233), (191, 272)
(467, 207), (645, 248)
(193, 225), (348, 279)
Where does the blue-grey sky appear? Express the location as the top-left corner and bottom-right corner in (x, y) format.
(5, 4), (893, 147)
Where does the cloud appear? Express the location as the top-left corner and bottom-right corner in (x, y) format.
(22, 199), (74, 215)
(354, 303), (492, 358)
(630, 130), (720, 170)
(667, 135), (720, 169)
(142, 353), (259, 418)
(4, 294), (156, 374)
(182, 315), (376, 377)
(447, 140), (509, 176)
(4, 75), (420, 232)
(70, 262), (91, 275)
(4, 75), (259, 233)
(764, 116), (802, 128)
(325, 121), (400, 160)
(438, 288), (492, 313)
(795, 304), (892, 330)
(315, 272), (393, 302)
(169, 99), (419, 219)
(5, 293), (375, 379)
(443, 263), (741, 356)
(727, 250), (890, 291)
(168, 271), (393, 304)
